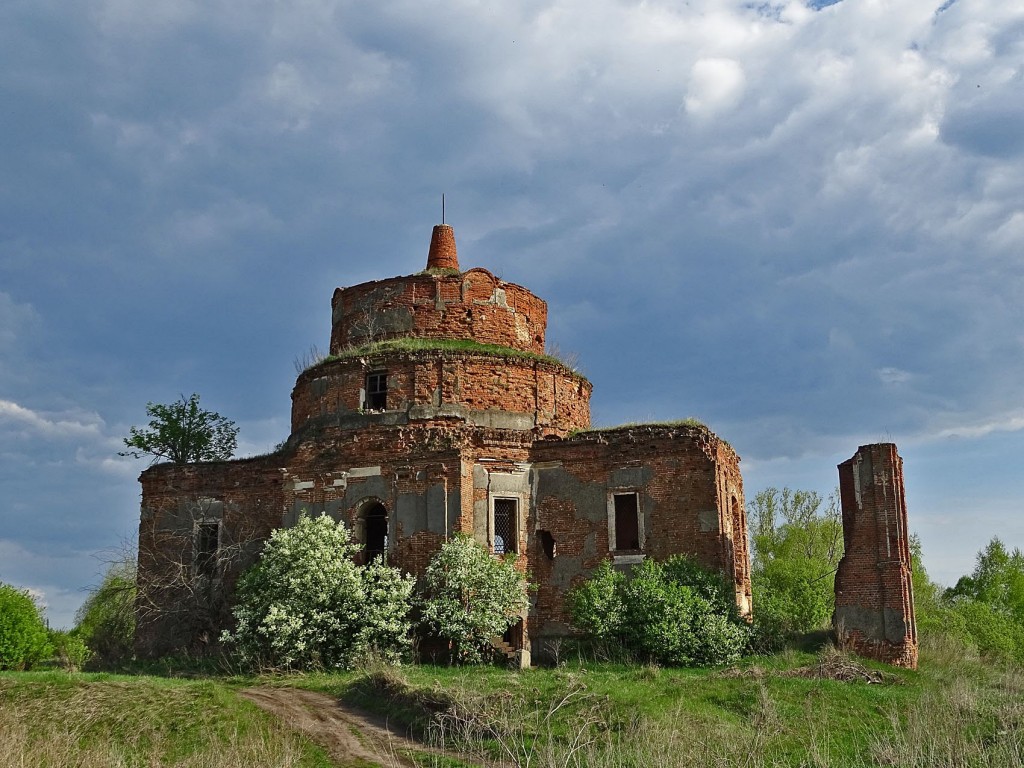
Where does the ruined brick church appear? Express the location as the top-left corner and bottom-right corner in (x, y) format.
(134, 222), (753, 658)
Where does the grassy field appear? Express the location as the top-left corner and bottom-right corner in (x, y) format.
(0, 671), (334, 768)
(2, 637), (1022, 767)
(305, 638), (1024, 768)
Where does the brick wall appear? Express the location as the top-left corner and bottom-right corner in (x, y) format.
(330, 269), (548, 354)
(136, 458), (285, 656)
(291, 350), (591, 436)
(137, 419), (752, 657)
(135, 227), (754, 660)
(834, 443), (918, 669)
(528, 424), (750, 640)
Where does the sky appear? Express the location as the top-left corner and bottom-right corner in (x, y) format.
(1, 0), (1022, 629)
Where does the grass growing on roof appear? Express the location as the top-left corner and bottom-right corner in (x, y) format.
(307, 337), (588, 378)
(573, 417), (709, 433)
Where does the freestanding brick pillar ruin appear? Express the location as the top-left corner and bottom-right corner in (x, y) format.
(834, 443), (918, 668)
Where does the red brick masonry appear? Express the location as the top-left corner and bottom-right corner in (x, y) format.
(135, 223), (751, 659)
(834, 443), (918, 669)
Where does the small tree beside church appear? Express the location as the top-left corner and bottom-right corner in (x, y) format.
(121, 393), (238, 464)
(418, 534), (530, 664)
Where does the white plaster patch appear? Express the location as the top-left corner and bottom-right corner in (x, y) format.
(698, 509), (720, 533)
(347, 465), (381, 478)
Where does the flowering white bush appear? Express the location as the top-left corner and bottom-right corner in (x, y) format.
(418, 534), (529, 663)
(223, 514), (413, 670)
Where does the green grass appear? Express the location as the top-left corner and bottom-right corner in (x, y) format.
(5, 640), (1022, 767)
(0, 671), (333, 768)
(292, 641), (1023, 767)
(571, 417), (709, 434)
(306, 338), (589, 381)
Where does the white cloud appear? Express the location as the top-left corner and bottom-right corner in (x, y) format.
(0, 400), (105, 440)
(0, 292), (38, 351)
(91, 0), (199, 38)
(2, 0), (1024, 638)
(685, 58), (746, 118)
(878, 367), (913, 385)
(74, 446), (137, 478)
(0, 539), (100, 629)
(930, 411), (1024, 441)
(166, 197), (281, 250)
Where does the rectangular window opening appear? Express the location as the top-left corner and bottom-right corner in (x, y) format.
(365, 371), (387, 410)
(195, 522), (220, 578)
(493, 498), (518, 555)
(613, 493), (640, 551)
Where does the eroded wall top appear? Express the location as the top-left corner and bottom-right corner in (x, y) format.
(330, 225), (548, 354)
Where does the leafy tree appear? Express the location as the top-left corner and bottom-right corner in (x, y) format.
(943, 537), (1024, 662)
(418, 534), (530, 664)
(75, 558), (137, 667)
(748, 487), (843, 646)
(950, 599), (1024, 661)
(224, 514), (414, 670)
(0, 584), (52, 670)
(909, 535), (974, 651)
(568, 555), (749, 667)
(945, 537), (1024, 623)
(121, 393), (238, 464)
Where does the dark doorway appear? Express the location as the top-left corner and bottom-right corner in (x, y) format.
(613, 493), (640, 550)
(195, 522), (220, 578)
(364, 503), (388, 562)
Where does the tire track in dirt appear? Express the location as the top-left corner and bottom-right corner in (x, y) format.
(240, 686), (431, 767)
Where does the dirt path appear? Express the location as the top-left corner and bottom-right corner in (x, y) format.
(240, 686), (434, 767)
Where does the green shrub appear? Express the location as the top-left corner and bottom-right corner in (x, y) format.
(566, 560), (625, 645)
(921, 537), (1024, 664)
(949, 598), (1024, 663)
(224, 514), (414, 670)
(0, 584), (52, 670)
(568, 556), (749, 667)
(48, 629), (92, 671)
(358, 557), (417, 663)
(75, 558), (136, 667)
(418, 534), (530, 664)
(748, 487), (842, 647)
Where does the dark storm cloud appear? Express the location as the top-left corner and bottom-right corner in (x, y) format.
(1, 0), (1023, 622)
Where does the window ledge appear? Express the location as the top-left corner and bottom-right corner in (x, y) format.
(612, 553), (645, 565)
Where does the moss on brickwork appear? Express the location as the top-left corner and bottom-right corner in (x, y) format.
(574, 418), (708, 434)
(568, 419), (735, 453)
(308, 338), (588, 381)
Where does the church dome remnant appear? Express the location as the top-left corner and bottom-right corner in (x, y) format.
(135, 222), (751, 661)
